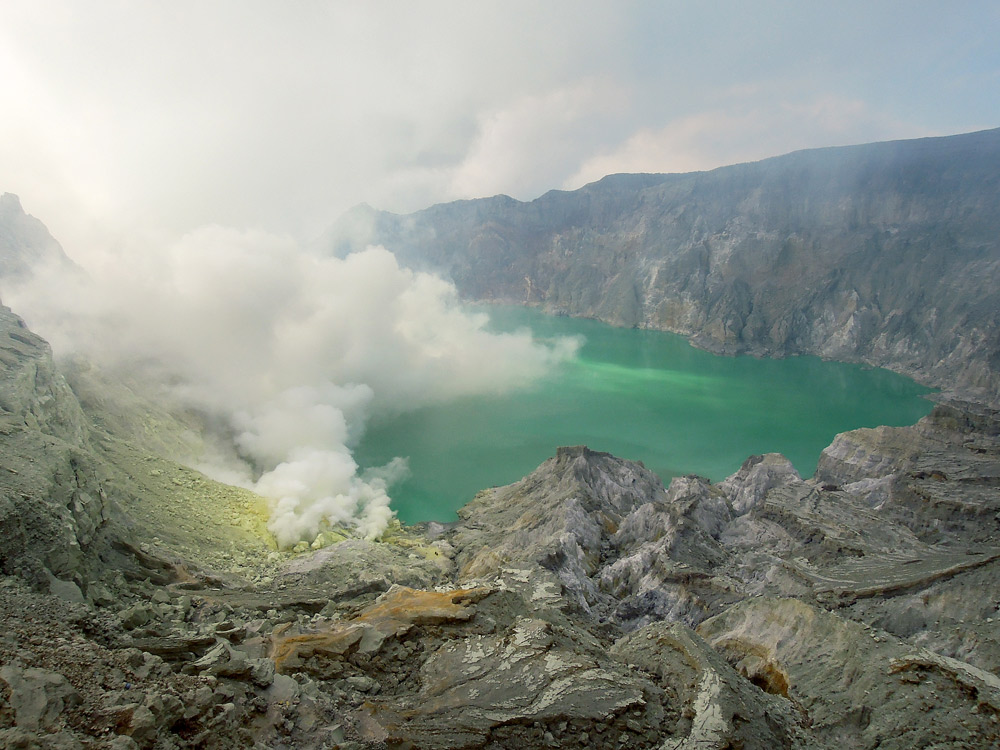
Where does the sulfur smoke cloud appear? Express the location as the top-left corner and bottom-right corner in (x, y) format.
(6, 227), (578, 546)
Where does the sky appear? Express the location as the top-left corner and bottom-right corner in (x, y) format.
(2, 1), (999, 256)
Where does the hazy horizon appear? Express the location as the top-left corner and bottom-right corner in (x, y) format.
(2, 2), (998, 259)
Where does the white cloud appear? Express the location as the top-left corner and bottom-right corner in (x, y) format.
(4, 231), (578, 546)
(0, 2), (625, 253)
(566, 95), (927, 187)
(2, 2), (989, 259)
(448, 79), (630, 200)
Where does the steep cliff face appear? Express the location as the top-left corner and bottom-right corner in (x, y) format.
(0, 193), (75, 279)
(328, 128), (1000, 396)
(0, 303), (115, 586)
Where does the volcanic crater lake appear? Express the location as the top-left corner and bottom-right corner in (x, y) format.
(356, 306), (935, 525)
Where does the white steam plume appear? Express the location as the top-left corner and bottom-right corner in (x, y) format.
(5, 227), (578, 545)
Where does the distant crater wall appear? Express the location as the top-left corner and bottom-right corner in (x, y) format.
(329, 129), (1000, 398)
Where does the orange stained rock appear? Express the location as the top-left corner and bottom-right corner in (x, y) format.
(355, 585), (490, 630)
(271, 624), (366, 672)
(270, 585), (491, 673)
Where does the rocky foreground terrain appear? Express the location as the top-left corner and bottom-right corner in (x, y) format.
(329, 127), (1000, 400)
(2, 297), (1000, 749)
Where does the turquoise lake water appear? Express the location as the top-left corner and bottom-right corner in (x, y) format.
(355, 306), (935, 524)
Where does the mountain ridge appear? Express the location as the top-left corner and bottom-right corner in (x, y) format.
(0, 192), (77, 280)
(328, 127), (1000, 401)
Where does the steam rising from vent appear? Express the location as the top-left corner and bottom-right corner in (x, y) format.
(5, 228), (579, 545)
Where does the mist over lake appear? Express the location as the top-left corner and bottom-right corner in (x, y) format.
(356, 306), (935, 524)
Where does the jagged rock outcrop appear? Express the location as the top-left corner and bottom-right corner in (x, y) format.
(450, 445), (667, 611)
(0, 303), (116, 588)
(0, 193), (75, 280)
(699, 597), (1000, 748)
(815, 399), (1000, 545)
(327, 128), (1000, 398)
(597, 475), (736, 628)
(0, 303), (88, 445)
(611, 621), (807, 749)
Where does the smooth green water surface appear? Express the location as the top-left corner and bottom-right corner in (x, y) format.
(356, 306), (935, 524)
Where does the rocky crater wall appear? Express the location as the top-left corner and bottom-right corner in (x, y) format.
(329, 128), (1000, 398)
